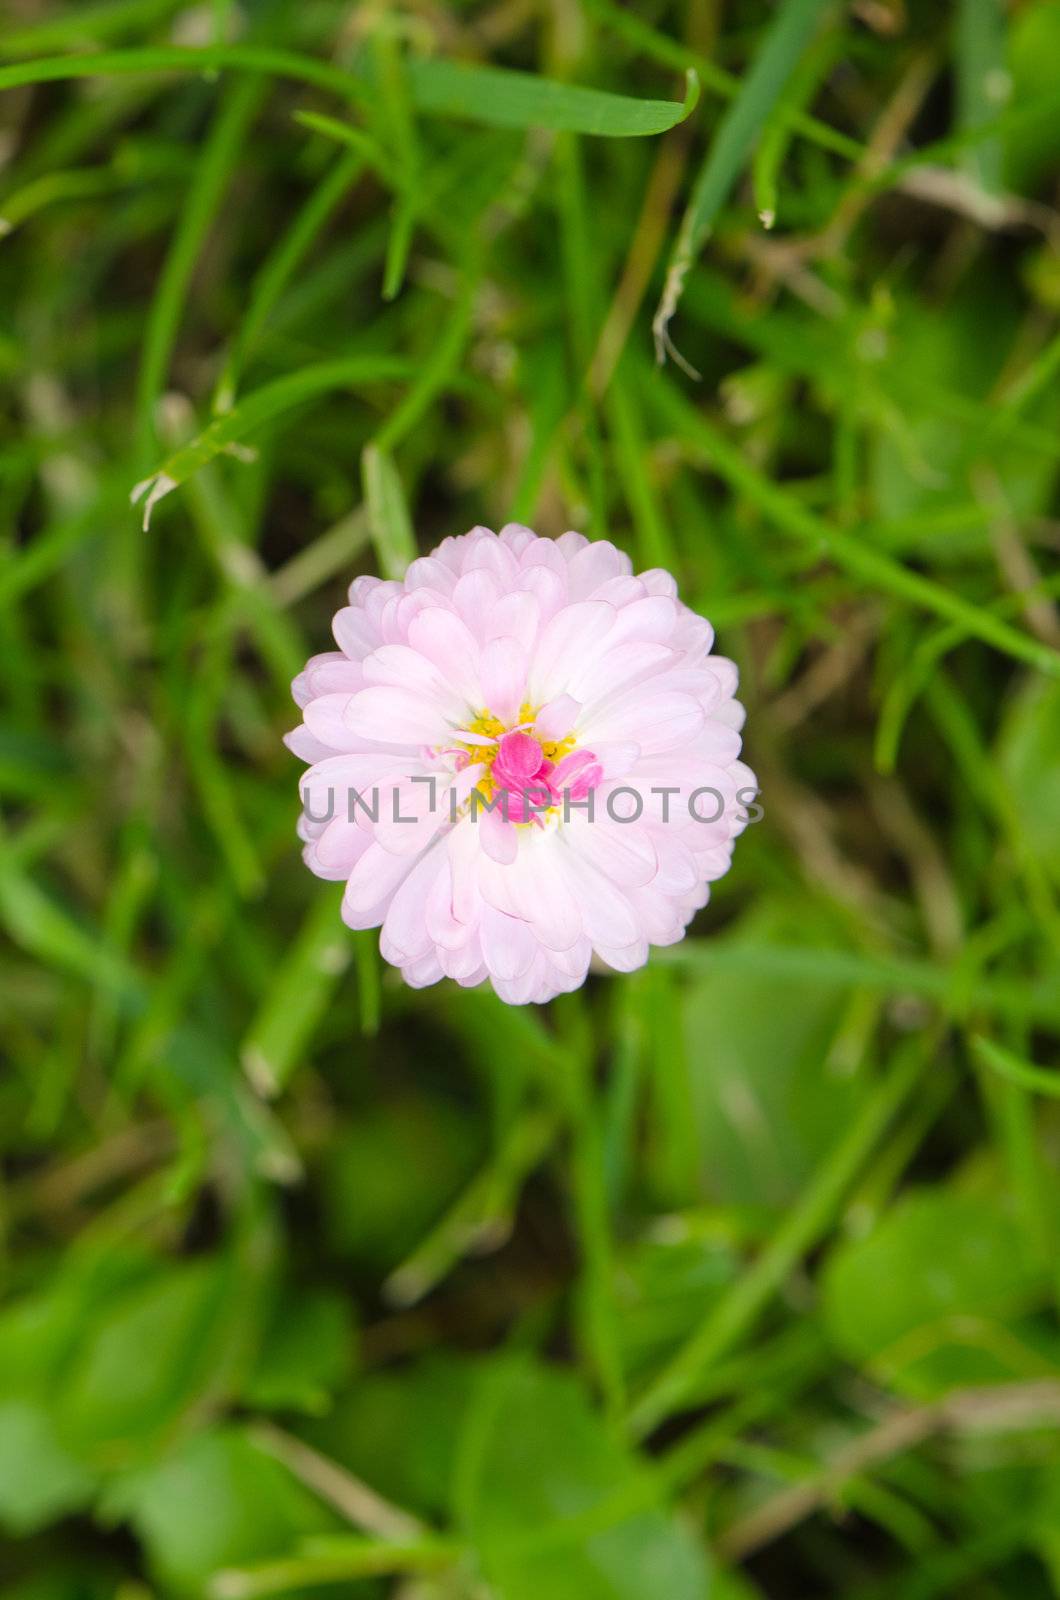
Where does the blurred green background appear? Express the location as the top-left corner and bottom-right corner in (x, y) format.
(3, 1), (1060, 1596)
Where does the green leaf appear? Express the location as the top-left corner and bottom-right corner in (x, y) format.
(997, 677), (1060, 880)
(821, 1188), (1049, 1395)
(307, 1357), (479, 1522)
(681, 909), (862, 1210)
(404, 59), (699, 137)
(362, 442), (417, 579)
(0, 1401), (96, 1535)
(241, 1289), (356, 1416)
(459, 1359), (711, 1600)
(61, 1261), (232, 1454)
(0, 856), (137, 998)
(105, 1426), (335, 1593)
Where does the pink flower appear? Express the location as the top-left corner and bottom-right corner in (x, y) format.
(287, 525), (756, 1005)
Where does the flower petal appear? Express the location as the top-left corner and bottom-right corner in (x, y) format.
(480, 636), (527, 724)
(345, 686), (453, 746)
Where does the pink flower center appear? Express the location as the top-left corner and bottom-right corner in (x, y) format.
(488, 729), (604, 824)
(491, 731), (553, 823)
(493, 731), (546, 787)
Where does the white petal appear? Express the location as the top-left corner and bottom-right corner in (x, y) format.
(479, 806), (518, 865)
(528, 601), (615, 703)
(407, 607), (481, 708)
(343, 842), (416, 920)
(480, 636), (527, 723)
(345, 686), (454, 746)
(586, 692), (705, 754)
(480, 902), (537, 981)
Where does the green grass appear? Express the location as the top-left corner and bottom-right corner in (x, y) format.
(3, 2), (1060, 1598)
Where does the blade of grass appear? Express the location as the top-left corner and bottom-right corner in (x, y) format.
(383, 1109), (557, 1308)
(554, 133), (608, 534)
(0, 45), (372, 101)
(605, 364), (678, 569)
(270, 506), (371, 608)
(0, 845), (138, 997)
(973, 1034), (1053, 1268)
(135, 72), (265, 460)
(241, 888), (351, 1096)
(873, 571), (1060, 771)
(956, 0), (1008, 195)
(210, 1538), (462, 1599)
(653, 0), (830, 367)
(0, 164), (134, 237)
(0, 49), (699, 139)
(131, 356), (410, 526)
(353, 929), (381, 1038)
(362, 443), (417, 579)
(554, 994), (626, 1423)
(373, 270), (479, 453)
(0, 0), (184, 56)
(654, 941), (1060, 1027)
(924, 672), (1060, 955)
(972, 1034), (1060, 1098)
(183, 632), (266, 898)
(213, 147), (366, 412)
(0, 481), (129, 607)
(372, 37), (421, 302)
(404, 58), (700, 137)
(753, 26), (844, 227)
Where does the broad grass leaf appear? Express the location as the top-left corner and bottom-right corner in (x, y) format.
(821, 1188), (1050, 1396)
(461, 1359), (711, 1600)
(0, 1400), (96, 1535)
(60, 1261), (227, 1452)
(681, 910), (861, 1209)
(241, 1288), (356, 1416)
(60, 1255), (266, 1459)
(104, 1425), (335, 1594)
(306, 1356), (479, 1521)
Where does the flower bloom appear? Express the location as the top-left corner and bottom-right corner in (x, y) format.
(287, 525), (755, 1005)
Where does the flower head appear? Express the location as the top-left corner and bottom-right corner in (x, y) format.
(288, 525), (755, 1005)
